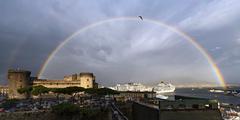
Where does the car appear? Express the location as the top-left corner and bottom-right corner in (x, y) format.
(0, 108), (5, 112)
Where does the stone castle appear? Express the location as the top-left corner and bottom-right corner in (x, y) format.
(6, 69), (98, 99)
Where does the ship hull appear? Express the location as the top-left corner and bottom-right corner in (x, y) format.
(154, 89), (175, 94)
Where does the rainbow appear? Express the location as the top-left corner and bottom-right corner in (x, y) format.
(38, 17), (227, 88)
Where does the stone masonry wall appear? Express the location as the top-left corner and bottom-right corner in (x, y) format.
(132, 102), (159, 120)
(0, 110), (111, 120)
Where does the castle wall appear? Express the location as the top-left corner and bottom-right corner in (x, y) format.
(79, 73), (95, 88)
(7, 70), (97, 97)
(7, 69), (31, 99)
(63, 75), (72, 81)
(63, 74), (78, 81)
(33, 73), (96, 89)
(33, 80), (82, 88)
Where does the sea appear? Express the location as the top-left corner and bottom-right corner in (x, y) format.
(165, 87), (240, 105)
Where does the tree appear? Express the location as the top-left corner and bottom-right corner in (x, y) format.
(31, 85), (50, 102)
(63, 86), (85, 95)
(84, 88), (97, 95)
(61, 86), (85, 102)
(85, 88), (119, 96)
(17, 87), (33, 98)
(50, 88), (65, 100)
(52, 102), (80, 116)
(51, 103), (102, 119)
(0, 99), (18, 109)
(98, 88), (119, 96)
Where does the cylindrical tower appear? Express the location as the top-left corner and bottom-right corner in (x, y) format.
(79, 72), (96, 88)
(7, 69), (31, 99)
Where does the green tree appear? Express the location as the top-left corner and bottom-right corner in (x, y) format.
(52, 103), (103, 119)
(85, 88), (119, 96)
(61, 86), (85, 102)
(0, 99), (18, 109)
(52, 103), (80, 116)
(63, 86), (85, 95)
(17, 86), (33, 98)
(50, 88), (64, 100)
(31, 85), (50, 102)
(17, 87), (32, 94)
(99, 88), (119, 95)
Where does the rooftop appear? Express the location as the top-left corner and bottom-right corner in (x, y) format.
(8, 69), (31, 73)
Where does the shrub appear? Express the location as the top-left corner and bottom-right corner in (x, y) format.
(0, 99), (18, 109)
(51, 103), (80, 116)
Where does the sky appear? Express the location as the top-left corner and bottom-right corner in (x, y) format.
(0, 0), (240, 86)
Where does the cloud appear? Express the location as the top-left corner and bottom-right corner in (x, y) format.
(237, 37), (240, 45)
(1, 0), (240, 85)
(39, 20), (219, 86)
(211, 46), (222, 52)
(179, 0), (240, 30)
(215, 46), (240, 66)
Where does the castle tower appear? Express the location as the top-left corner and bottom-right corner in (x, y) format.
(78, 72), (96, 88)
(7, 69), (31, 99)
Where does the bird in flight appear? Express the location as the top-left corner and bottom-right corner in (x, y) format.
(138, 16), (143, 20)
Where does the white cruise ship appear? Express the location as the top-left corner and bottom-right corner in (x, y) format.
(110, 83), (152, 92)
(152, 82), (175, 94)
(109, 81), (175, 93)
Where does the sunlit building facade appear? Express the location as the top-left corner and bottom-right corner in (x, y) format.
(6, 69), (98, 99)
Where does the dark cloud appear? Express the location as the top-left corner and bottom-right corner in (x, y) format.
(40, 21), (215, 86)
(0, 0), (240, 86)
